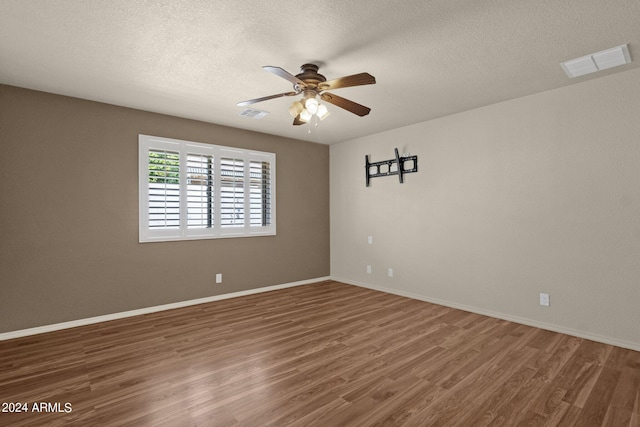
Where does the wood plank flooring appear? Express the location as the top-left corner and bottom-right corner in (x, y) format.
(1, 280), (639, 426)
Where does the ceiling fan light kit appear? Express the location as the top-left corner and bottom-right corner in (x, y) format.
(305, 97), (319, 114)
(238, 63), (375, 126)
(288, 100), (304, 118)
(299, 109), (312, 123)
(316, 104), (329, 120)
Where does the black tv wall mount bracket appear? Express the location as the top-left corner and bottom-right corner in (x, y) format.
(365, 148), (418, 187)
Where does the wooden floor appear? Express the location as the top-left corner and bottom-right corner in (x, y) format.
(1, 281), (639, 426)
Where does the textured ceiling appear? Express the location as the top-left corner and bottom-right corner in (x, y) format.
(1, 0), (638, 144)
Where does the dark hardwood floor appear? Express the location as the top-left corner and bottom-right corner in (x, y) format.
(1, 280), (639, 426)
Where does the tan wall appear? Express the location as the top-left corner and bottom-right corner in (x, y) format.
(0, 85), (330, 333)
(331, 68), (640, 350)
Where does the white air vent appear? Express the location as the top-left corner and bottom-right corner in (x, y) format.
(240, 108), (269, 119)
(561, 44), (631, 78)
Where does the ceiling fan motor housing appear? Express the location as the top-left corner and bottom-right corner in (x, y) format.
(295, 64), (326, 90)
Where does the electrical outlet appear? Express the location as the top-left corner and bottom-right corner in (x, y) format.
(216, 273), (222, 284)
(368, 236), (373, 244)
(388, 268), (393, 277)
(366, 265), (372, 274)
(539, 293), (550, 307)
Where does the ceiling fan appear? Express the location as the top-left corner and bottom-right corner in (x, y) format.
(237, 63), (376, 125)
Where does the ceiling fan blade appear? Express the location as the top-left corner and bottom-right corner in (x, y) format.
(320, 92), (371, 116)
(237, 91), (298, 107)
(319, 72), (376, 91)
(263, 66), (306, 87)
(293, 114), (305, 126)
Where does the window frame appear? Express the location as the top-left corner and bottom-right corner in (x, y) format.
(138, 134), (276, 243)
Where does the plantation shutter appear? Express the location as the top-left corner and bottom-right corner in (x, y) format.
(147, 149), (180, 229)
(220, 157), (245, 227)
(139, 135), (275, 242)
(187, 153), (214, 229)
(250, 160), (271, 226)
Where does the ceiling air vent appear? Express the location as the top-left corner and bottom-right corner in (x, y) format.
(240, 108), (269, 119)
(561, 44), (631, 78)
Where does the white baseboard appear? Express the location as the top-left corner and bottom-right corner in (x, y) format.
(332, 276), (640, 353)
(0, 277), (331, 341)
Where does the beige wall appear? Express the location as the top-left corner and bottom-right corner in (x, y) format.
(0, 85), (329, 333)
(331, 68), (640, 350)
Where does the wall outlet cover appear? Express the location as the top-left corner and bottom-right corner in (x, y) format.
(539, 293), (550, 307)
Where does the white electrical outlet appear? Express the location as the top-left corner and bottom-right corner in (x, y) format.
(216, 273), (222, 284)
(366, 265), (372, 274)
(368, 236), (373, 244)
(388, 268), (393, 277)
(539, 293), (550, 307)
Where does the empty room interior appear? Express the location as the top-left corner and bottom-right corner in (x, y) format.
(1, 1), (640, 426)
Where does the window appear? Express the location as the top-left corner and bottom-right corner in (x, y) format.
(139, 135), (275, 242)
